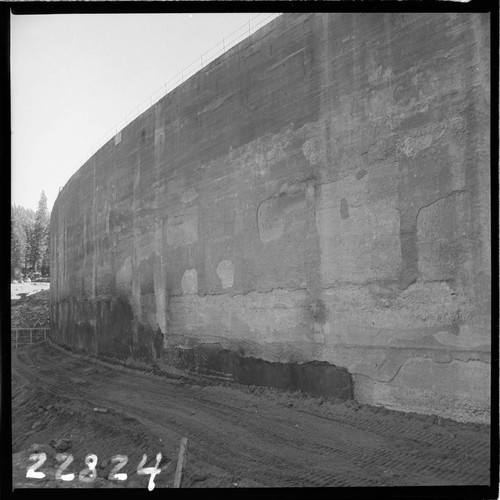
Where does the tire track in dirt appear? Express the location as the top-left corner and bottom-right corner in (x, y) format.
(94, 369), (487, 485)
(14, 349), (393, 486)
(14, 349), (333, 486)
(12, 343), (490, 487)
(15, 344), (488, 486)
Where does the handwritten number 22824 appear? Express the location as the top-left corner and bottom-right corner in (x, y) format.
(27, 452), (163, 491)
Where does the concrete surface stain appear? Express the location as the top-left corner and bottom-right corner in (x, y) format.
(340, 198), (349, 219)
(181, 269), (198, 295)
(216, 260), (234, 289)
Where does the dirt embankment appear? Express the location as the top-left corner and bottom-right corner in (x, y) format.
(11, 282), (50, 328)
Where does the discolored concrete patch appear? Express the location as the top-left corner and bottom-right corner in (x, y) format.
(216, 260), (234, 289)
(164, 343), (353, 400)
(181, 269), (198, 295)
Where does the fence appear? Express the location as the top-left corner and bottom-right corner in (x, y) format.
(70, 13), (282, 179)
(11, 328), (50, 349)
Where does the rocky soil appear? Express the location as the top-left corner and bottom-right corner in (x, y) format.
(11, 282), (50, 328)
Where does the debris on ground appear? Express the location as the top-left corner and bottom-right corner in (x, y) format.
(11, 283), (50, 328)
(50, 438), (72, 453)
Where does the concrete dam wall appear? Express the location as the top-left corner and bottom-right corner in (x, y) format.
(50, 13), (491, 423)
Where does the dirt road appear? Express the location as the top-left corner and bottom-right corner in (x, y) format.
(12, 341), (490, 488)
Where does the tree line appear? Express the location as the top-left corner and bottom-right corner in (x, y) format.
(11, 191), (50, 281)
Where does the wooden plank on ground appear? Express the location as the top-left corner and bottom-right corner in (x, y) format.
(173, 437), (188, 488)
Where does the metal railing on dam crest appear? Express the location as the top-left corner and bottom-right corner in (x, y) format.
(68, 13), (282, 184)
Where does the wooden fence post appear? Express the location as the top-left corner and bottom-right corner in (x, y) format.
(16, 330), (18, 349)
(30, 329), (33, 345)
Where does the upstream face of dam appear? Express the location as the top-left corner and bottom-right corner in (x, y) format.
(50, 13), (491, 423)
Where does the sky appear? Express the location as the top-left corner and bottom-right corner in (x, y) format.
(11, 12), (281, 212)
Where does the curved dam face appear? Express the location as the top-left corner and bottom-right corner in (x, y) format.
(50, 13), (491, 422)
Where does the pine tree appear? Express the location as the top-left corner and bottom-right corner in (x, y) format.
(11, 204), (35, 279)
(11, 208), (25, 279)
(29, 191), (50, 276)
(11, 195), (51, 281)
(40, 222), (51, 277)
